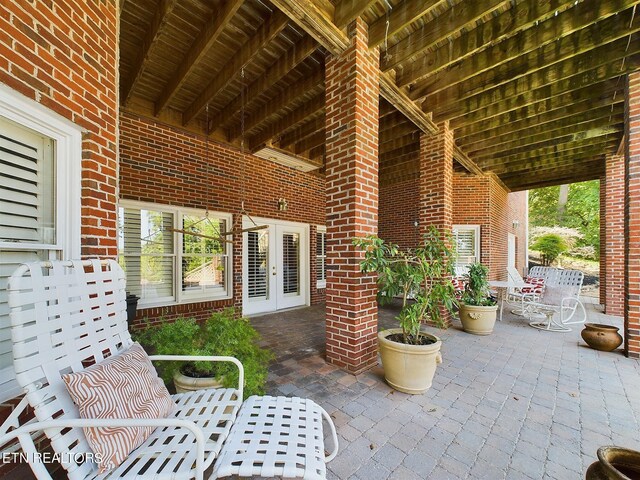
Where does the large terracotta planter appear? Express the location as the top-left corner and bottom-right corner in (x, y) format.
(458, 304), (498, 335)
(378, 328), (442, 395)
(586, 446), (640, 479)
(173, 371), (223, 393)
(581, 323), (623, 352)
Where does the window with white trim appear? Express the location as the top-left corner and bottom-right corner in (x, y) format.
(118, 201), (232, 306)
(0, 84), (82, 402)
(453, 225), (481, 277)
(316, 226), (326, 288)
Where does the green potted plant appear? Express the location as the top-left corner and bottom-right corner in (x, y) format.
(459, 263), (498, 335)
(134, 308), (273, 398)
(353, 226), (458, 394)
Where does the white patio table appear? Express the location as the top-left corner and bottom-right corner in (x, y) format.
(488, 280), (534, 322)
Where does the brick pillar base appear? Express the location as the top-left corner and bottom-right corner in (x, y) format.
(625, 72), (640, 358)
(325, 18), (380, 373)
(419, 124), (454, 326)
(603, 155), (624, 316)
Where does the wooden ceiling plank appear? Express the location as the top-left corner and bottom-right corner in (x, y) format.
(294, 129), (325, 153)
(397, 0), (579, 87)
(412, 0), (637, 97)
(334, 0), (378, 28)
(501, 159), (607, 179)
(379, 121), (419, 144)
(493, 153), (611, 176)
(507, 171), (603, 191)
(248, 92), (325, 149)
(154, 0), (244, 115)
(381, 0), (510, 71)
(228, 68), (324, 140)
(121, 0), (179, 105)
(428, 37), (640, 122)
(464, 114), (624, 157)
(208, 35), (318, 132)
(182, 11), (290, 125)
(380, 143), (420, 162)
(453, 83), (622, 132)
(380, 133), (420, 154)
(417, 7), (640, 107)
(368, 0), (441, 48)
(278, 116), (325, 148)
(456, 96), (624, 142)
(453, 144), (483, 176)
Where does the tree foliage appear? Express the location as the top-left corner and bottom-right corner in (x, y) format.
(528, 180), (599, 259)
(530, 234), (568, 266)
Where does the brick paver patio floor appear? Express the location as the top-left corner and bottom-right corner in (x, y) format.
(250, 297), (640, 479)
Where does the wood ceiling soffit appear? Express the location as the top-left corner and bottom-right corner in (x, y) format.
(208, 35), (318, 132)
(334, 0), (378, 29)
(419, 7), (640, 110)
(249, 92), (325, 149)
(269, 0), (438, 135)
(183, 10), (290, 125)
(154, 0), (244, 115)
(228, 68), (324, 139)
(381, 0), (510, 71)
(368, 0), (441, 48)
(397, 0), (579, 87)
(279, 116), (325, 148)
(122, 0), (179, 104)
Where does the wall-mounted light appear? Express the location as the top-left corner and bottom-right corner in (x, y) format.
(278, 198), (288, 211)
(413, 220), (419, 228)
(512, 220), (520, 229)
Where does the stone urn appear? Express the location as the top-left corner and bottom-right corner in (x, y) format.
(458, 304), (498, 335)
(586, 446), (640, 479)
(173, 371), (223, 393)
(581, 323), (623, 352)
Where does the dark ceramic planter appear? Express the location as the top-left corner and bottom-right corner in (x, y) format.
(125, 293), (139, 325)
(581, 323), (623, 352)
(586, 446), (640, 479)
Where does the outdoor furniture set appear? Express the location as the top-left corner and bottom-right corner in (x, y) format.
(0, 260), (338, 480)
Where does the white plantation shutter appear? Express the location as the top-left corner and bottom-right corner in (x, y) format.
(453, 225), (480, 276)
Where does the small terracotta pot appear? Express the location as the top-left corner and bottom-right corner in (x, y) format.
(581, 323), (623, 352)
(586, 446), (640, 479)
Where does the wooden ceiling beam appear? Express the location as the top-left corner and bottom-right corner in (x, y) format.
(381, 0), (510, 71)
(456, 104), (624, 153)
(270, 0), (438, 135)
(379, 122), (418, 144)
(501, 158), (607, 179)
(183, 11), (289, 125)
(453, 83), (622, 132)
(506, 171), (602, 191)
(380, 134), (420, 154)
(416, 7), (639, 106)
(308, 144), (325, 161)
(397, 0), (578, 87)
(465, 115), (623, 157)
(334, 0), (377, 28)
(228, 69), (324, 140)
(456, 96), (624, 143)
(248, 92), (325, 149)
(294, 129), (325, 153)
(208, 35), (318, 132)
(278, 116), (325, 148)
(453, 144), (483, 176)
(429, 38), (640, 122)
(380, 151), (419, 169)
(380, 144), (420, 163)
(368, 0), (441, 48)
(412, 1), (637, 99)
(154, 0), (243, 115)
(121, 0), (179, 105)
(487, 149), (615, 175)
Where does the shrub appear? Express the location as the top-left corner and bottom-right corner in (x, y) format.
(462, 263), (496, 307)
(134, 308), (274, 398)
(530, 234), (568, 266)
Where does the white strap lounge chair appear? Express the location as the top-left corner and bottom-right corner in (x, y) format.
(0, 260), (338, 480)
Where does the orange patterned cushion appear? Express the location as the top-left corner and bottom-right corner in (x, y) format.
(62, 343), (174, 473)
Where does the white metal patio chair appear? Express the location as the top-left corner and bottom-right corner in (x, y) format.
(504, 266), (544, 316)
(0, 260), (338, 480)
(526, 269), (587, 332)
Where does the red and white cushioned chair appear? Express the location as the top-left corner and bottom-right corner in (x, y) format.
(0, 260), (338, 480)
(452, 277), (466, 301)
(505, 267), (545, 316)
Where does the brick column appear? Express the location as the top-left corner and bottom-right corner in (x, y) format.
(600, 175), (607, 306)
(602, 155), (625, 316)
(625, 72), (640, 358)
(419, 123), (454, 325)
(325, 18), (380, 374)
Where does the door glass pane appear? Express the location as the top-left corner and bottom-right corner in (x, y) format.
(282, 233), (299, 295)
(248, 231), (269, 299)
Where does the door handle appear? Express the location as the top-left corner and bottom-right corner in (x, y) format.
(272, 266), (276, 275)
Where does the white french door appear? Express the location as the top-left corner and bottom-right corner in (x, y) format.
(508, 233), (517, 270)
(242, 218), (308, 315)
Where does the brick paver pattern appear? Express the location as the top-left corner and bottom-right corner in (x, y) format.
(251, 297), (640, 479)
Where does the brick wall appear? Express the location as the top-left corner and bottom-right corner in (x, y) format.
(119, 111), (326, 324)
(379, 177), (420, 249)
(325, 18), (380, 373)
(602, 155), (624, 316)
(624, 72), (640, 358)
(0, 0), (118, 257)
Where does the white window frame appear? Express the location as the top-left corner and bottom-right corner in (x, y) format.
(118, 200), (233, 308)
(453, 224), (481, 275)
(316, 226), (326, 289)
(0, 84), (82, 402)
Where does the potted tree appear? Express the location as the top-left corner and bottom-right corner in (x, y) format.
(134, 308), (273, 398)
(354, 226), (457, 394)
(458, 263), (498, 335)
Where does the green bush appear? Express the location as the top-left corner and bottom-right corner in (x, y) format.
(462, 263), (496, 307)
(134, 308), (274, 398)
(530, 233), (568, 266)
